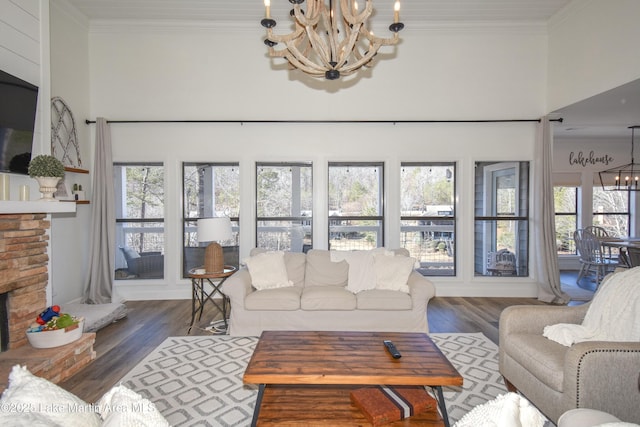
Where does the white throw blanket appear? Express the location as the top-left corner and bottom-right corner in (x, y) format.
(454, 393), (546, 427)
(543, 267), (640, 347)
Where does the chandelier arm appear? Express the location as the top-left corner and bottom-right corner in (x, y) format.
(304, 22), (338, 69)
(334, 23), (362, 68)
(340, 0), (374, 26)
(322, 4), (342, 65)
(283, 51), (326, 77)
(285, 39), (330, 72)
(340, 41), (382, 73)
(265, 26), (306, 44)
(292, 1), (321, 28)
(359, 25), (400, 46)
(279, 35), (323, 73)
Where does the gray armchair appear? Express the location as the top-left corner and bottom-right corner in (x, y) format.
(499, 303), (640, 424)
(119, 246), (164, 278)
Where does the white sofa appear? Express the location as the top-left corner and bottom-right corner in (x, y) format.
(221, 248), (436, 337)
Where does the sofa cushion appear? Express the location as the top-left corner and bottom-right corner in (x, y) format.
(373, 253), (415, 293)
(283, 251), (307, 287)
(245, 251), (293, 290)
(249, 248), (307, 287)
(305, 249), (349, 287)
(301, 286), (356, 310)
(245, 286), (303, 310)
(356, 289), (413, 310)
(503, 333), (567, 392)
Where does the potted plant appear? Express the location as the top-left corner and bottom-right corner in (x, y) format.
(28, 154), (65, 201)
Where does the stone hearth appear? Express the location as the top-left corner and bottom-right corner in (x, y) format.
(0, 212), (95, 392)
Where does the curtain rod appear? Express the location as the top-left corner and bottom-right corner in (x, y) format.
(85, 118), (563, 125)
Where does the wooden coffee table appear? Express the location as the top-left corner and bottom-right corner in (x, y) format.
(243, 331), (463, 426)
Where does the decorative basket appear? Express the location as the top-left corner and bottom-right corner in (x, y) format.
(26, 319), (84, 349)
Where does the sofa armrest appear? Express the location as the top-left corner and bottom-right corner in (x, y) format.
(407, 271), (436, 310)
(499, 304), (589, 337)
(221, 268), (253, 306)
(563, 340), (640, 418)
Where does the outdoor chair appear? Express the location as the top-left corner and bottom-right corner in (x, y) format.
(119, 246), (164, 278)
(573, 229), (618, 285)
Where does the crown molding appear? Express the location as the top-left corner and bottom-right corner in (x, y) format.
(547, 0), (593, 30)
(88, 18), (547, 36)
(88, 19), (257, 35)
(52, 0), (90, 32)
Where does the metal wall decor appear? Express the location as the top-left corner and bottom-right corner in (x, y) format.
(51, 96), (83, 169)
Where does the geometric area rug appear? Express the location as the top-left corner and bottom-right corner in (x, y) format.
(118, 333), (508, 426)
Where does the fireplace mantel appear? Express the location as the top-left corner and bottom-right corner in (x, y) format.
(0, 201), (77, 214)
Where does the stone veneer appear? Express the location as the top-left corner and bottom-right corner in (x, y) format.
(0, 213), (95, 392)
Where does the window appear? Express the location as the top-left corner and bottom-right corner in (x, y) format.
(474, 161), (529, 277)
(183, 163), (240, 277)
(114, 163), (165, 280)
(554, 186), (578, 255)
(328, 162), (383, 250)
(593, 186), (630, 236)
(400, 163), (456, 276)
(256, 162), (312, 252)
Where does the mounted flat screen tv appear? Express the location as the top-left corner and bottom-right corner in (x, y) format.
(0, 69), (38, 175)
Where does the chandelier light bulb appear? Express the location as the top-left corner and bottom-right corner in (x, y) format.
(264, 0), (271, 19)
(394, 1), (400, 23)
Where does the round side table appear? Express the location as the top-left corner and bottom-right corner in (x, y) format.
(187, 265), (237, 333)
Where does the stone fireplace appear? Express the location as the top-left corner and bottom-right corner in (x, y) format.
(0, 211), (95, 391)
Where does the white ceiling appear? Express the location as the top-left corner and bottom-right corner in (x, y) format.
(63, 0), (639, 139)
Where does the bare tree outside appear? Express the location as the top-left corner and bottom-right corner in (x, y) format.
(256, 163), (312, 251)
(593, 186), (630, 237)
(400, 164), (455, 276)
(328, 163), (382, 250)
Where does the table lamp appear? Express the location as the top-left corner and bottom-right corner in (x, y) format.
(197, 217), (233, 273)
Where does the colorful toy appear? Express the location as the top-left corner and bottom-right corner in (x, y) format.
(36, 305), (60, 325)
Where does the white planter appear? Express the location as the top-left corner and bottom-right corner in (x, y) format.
(34, 176), (61, 201)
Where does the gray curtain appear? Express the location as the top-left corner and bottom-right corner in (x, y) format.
(83, 118), (115, 304)
(535, 116), (570, 303)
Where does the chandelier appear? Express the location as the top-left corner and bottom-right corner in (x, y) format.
(260, 0), (404, 80)
(598, 126), (640, 191)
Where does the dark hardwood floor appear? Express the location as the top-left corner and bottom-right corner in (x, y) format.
(59, 296), (548, 402)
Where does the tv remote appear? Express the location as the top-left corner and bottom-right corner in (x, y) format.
(383, 340), (402, 359)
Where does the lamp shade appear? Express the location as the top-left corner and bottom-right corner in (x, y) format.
(197, 217), (233, 273)
(197, 217), (233, 243)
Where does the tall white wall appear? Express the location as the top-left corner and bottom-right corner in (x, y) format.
(89, 25), (547, 120)
(49, 1), (91, 304)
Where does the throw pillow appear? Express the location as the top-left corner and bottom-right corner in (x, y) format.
(373, 253), (416, 293)
(331, 250), (378, 293)
(454, 393), (546, 427)
(244, 251), (293, 290)
(98, 384), (169, 426)
(0, 365), (101, 427)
